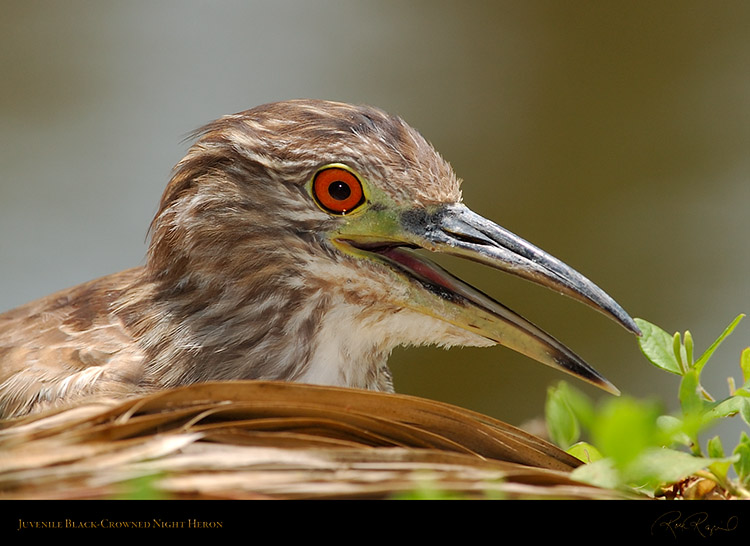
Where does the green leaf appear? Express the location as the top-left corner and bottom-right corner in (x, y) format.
(705, 395), (750, 421)
(656, 415), (691, 447)
(741, 398), (750, 426)
(591, 397), (663, 468)
(741, 347), (750, 386)
(707, 436), (733, 482)
(734, 432), (750, 484)
(557, 381), (595, 429)
(567, 442), (603, 464)
(634, 318), (683, 375)
(570, 458), (621, 490)
(679, 369), (707, 416)
(573, 448), (737, 491)
(545, 385), (580, 449)
(626, 447), (736, 489)
(684, 330), (694, 368)
(673, 332), (689, 373)
(707, 435), (725, 458)
(694, 314), (745, 374)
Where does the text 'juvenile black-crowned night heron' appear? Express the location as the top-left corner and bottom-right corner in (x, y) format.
(0, 99), (639, 420)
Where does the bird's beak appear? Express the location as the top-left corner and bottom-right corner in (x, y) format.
(336, 203), (639, 395)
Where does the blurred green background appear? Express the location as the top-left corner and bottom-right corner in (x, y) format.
(1, 1), (748, 438)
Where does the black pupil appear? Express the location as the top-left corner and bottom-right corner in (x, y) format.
(328, 181), (351, 201)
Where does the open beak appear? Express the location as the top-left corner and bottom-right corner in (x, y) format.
(340, 203), (639, 395)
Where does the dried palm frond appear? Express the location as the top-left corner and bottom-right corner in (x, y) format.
(0, 381), (630, 499)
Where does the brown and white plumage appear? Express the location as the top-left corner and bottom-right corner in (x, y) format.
(0, 100), (639, 419)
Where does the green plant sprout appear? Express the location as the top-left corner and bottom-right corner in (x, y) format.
(546, 314), (750, 499)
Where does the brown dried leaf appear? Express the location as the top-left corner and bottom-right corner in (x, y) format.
(0, 381), (626, 499)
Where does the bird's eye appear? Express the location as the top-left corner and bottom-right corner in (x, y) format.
(312, 167), (365, 215)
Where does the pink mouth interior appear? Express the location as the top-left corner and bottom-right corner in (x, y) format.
(378, 247), (460, 294)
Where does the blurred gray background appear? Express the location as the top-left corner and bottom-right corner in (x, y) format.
(1, 1), (748, 440)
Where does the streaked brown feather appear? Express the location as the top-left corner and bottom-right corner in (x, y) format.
(0, 269), (152, 417)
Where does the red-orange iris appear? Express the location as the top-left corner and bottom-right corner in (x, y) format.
(312, 167), (365, 214)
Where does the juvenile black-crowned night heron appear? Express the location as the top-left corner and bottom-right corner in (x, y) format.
(0, 99), (639, 419)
